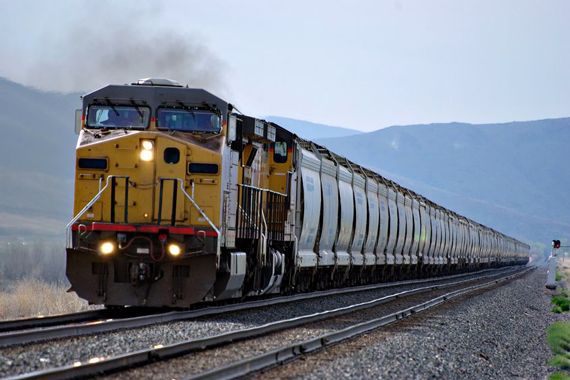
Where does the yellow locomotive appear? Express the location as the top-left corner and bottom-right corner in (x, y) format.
(67, 78), (529, 307)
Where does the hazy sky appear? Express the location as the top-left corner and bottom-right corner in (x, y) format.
(1, 0), (568, 131)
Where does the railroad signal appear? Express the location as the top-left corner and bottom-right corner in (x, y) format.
(553, 240), (561, 249)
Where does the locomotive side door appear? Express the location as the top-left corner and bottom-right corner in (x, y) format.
(153, 138), (187, 225)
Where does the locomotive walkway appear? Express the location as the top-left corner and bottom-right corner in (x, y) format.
(0, 266), (529, 379)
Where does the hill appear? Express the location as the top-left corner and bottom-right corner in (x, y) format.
(317, 119), (570, 245)
(0, 78), (80, 237)
(264, 116), (362, 139)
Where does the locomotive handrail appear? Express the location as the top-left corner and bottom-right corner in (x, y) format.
(237, 183), (287, 197)
(259, 209), (268, 262)
(237, 205), (260, 232)
(174, 178), (220, 237)
(236, 183), (288, 242)
(65, 175), (129, 247)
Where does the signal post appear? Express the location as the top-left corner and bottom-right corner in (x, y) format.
(546, 240), (563, 289)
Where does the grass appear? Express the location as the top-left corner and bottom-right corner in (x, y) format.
(548, 322), (570, 379)
(548, 263), (570, 378)
(551, 372), (570, 380)
(551, 264), (570, 313)
(552, 292), (570, 313)
(0, 278), (93, 320)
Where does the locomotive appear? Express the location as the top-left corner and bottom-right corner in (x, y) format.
(67, 78), (529, 307)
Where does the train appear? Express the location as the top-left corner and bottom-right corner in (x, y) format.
(66, 78), (530, 307)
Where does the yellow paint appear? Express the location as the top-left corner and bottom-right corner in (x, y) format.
(73, 131), (222, 228)
(268, 146), (293, 194)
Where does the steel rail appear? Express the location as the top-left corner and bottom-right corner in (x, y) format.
(8, 266), (530, 380)
(0, 310), (107, 334)
(0, 307), (155, 334)
(0, 266), (517, 348)
(191, 266), (534, 380)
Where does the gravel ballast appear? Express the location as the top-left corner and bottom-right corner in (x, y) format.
(0, 268), (511, 377)
(104, 276), (503, 380)
(260, 267), (566, 379)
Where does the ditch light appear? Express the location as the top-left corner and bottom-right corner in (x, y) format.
(140, 139), (154, 161)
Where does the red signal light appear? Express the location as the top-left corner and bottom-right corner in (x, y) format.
(553, 240), (561, 249)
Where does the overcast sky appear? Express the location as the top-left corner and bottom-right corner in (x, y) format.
(1, 0), (568, 131)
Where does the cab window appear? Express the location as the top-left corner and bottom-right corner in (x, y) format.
(86, 105), (150, 129)
(273, 141), (288, 163)
(157, 108), (221, 133)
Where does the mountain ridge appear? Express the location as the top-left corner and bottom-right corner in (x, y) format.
(317, 117), (570, 244)
(264, 115), (363, 140)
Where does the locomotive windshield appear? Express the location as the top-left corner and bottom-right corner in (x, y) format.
(86, 105), (150, 129)
(157, 108), (221, 133)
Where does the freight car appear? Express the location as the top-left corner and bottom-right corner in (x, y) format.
(66, 78), (529, 307)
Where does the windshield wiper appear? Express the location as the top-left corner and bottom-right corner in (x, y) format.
(130, 99), (144, 119)
(177, 101), (192, 111)
(201, 101), (220, 115)
(104, 98), (119, 116)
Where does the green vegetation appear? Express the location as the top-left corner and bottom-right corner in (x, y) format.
(557, 271), (565, 282)
(550, 372), (570, 380)
(552, 292), (570, 314)
(547, 322), (570, 379)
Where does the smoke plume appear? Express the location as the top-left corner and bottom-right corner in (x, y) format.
(22, 4), (226, 95)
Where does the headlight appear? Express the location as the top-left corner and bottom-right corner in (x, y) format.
(99, 241), (116, 255)
(140, 150), (154, 161)
(167, 243), (182, 257)
(141, 140), (154, 150)
(140, 140), (154, 161)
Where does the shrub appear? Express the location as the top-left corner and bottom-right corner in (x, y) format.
(0, 278), (92, 320)
(552, 295), (570, 313)
(0, 239), (68, 288)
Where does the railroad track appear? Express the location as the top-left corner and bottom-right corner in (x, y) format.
(4, 265), (531, 380)
(0, 307), (160, 334)
(0, 266), (513, 348)
(199, 266), (534, 380)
